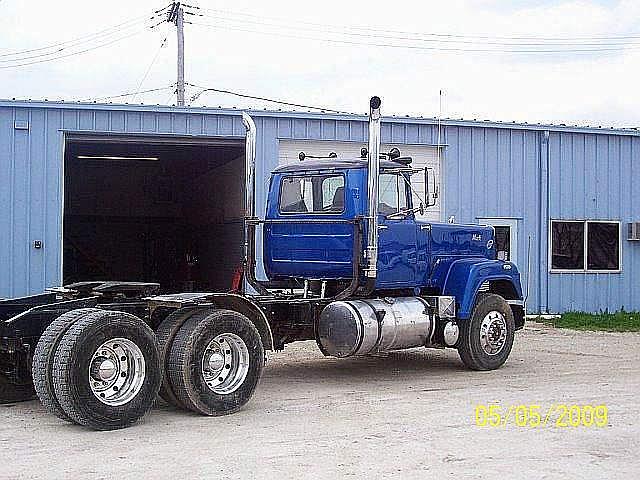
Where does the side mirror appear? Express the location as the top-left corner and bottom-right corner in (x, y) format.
(424, 167), (439, 207)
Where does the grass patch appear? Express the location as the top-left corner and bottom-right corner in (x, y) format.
(538, 311), (640, 332)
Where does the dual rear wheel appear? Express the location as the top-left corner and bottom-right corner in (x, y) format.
(32, 309), (161, 430)
(32, 307), (263, 430)
(159, 308), (264, 416)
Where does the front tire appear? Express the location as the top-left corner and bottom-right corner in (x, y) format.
(167, 309), (264, 416)
(52, 310), (161, 430)
(457, 293), (515, 371)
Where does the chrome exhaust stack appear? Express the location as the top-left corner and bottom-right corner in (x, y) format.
(365, 96), (382, 279)
(242, 113), (257, 266)
(242, 113), (257, 221)
(241, 112), (269, 295)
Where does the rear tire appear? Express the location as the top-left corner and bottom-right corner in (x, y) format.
(32, 308), (100, 422)
(457, 293), (515, 371)
(52, 310), (161, 430)
(167, 309), (264, 416)
(155, 308), (196, 409)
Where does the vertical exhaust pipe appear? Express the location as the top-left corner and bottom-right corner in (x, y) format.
(365, 96), (382, 279)
(241, 112), (270, 294)
(242, 112), (257, 251)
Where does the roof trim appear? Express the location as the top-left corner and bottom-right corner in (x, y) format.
(273, 158), (405, 173)
(1, 98), (638, 137)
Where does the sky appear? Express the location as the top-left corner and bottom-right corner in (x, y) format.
(0, 0), (638, 127)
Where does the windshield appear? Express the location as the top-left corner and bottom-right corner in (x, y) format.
(379, 173), (408, 216)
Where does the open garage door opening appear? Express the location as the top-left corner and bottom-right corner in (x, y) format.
(63, 135), (245, 293)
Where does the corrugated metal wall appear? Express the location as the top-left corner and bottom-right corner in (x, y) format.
(443, 126), (543, 310)
(442, 124), (640, 313)
(0, 104), (248, 298)
(545, 132), (640, 312)
(1, 101), (638, 313)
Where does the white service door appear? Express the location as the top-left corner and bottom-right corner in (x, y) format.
(478, 218), (519, 265)
(278, 139), (441, 221)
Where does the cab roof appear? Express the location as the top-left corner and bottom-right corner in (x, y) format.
(273, 158), (410, 173)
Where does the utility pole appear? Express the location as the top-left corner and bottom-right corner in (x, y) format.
(175, 5), (185, 106)
(167, 2), (185, 106)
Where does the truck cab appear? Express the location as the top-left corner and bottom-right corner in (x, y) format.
(263, 155), (524, 326)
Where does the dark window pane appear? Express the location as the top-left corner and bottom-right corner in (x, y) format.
(494, 226), (510, 261)
(551, 222), (584, 270)
(587, 223), (619, 270)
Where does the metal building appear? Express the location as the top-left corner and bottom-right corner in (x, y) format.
(1, 99), (638, 313)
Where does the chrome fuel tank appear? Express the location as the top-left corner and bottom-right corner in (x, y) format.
(317, 297), (434, 358)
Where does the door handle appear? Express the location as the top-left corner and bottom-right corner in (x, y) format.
(420, 225), (431, 230)
(378, 225), (388, 230)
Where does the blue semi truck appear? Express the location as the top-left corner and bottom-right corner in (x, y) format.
(0, 97), (524, 430)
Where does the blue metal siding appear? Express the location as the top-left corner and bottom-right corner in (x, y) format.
(442, 125), (545, 311)
(0, 105), (246, 298)
(0, 100), (638, 314)
(443, 124), (639, 313)
(544, 132), (639, 313)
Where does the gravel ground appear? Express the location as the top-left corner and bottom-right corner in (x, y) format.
(1, 322), (639, 479)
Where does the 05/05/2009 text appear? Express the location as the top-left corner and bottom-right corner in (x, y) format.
(474, 404), (608, 428)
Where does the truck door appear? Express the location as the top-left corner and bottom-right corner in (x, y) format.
(376, 173), (417, 287)
(264, 172), (354, 280)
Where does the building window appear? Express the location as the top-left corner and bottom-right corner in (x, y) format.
(587, 222), (620, 270)
(550, 220), (620, 272)
(551, 221), (584, 270)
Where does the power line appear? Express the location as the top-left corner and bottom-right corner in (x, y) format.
(197, 11), (640, 48)
(0, 21), (152, 65)
(131, 30), (170, 103)
(191, 20), (638, 54)
(82, 85), (175, 102)
(0, 28), (151, 69)
(186, 82), (353, 113)
(198, 6), (640, 43)
(0, 15), (151, 59)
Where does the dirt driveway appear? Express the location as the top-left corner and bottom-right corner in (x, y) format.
(1, 322), (639, 479)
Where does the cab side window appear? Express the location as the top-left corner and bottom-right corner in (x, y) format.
(280, 176), (313, 213)
(280, 174), (345, 214)
(378, 173), (408, 216)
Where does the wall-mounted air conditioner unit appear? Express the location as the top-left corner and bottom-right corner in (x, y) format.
(628, 222), (640, 241)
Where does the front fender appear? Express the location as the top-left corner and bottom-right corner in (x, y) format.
(439, 259), (523, 319)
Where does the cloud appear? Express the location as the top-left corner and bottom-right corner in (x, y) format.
(0, 0), (638, 127)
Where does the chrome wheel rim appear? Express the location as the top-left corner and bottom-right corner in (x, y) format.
(201, 333), (249, 395)
(479, 311), (507, 356)
(89, 338), (146, 406)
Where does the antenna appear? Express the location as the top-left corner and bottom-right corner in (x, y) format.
(437, 89), (443, 156)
